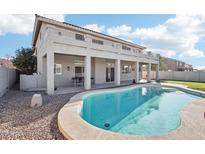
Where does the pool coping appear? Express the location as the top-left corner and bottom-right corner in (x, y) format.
(58, 83), (205, 140)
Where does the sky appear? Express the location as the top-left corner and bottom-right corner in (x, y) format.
(0, 14), (205, 69)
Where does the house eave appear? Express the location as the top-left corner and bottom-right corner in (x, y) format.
(32, 15), (146, 51)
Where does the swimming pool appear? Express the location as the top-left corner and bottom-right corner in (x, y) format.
(81, 86), (203, 136)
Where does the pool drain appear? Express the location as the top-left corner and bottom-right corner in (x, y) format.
(104, 123), (110, 128)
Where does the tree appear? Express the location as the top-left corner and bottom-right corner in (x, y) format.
(151, 56), (168, 71)
(159, 56), (168, 71)
(12, 47), (37, 75)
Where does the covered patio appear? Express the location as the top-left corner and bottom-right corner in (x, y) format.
(21, 52), (159, 95)
(50, 54), (136, 94)
(54, 80), (135, 95)
(38, 50), (160, 95)
(45, 53), (159, 95)
(41, 52), (160, 95)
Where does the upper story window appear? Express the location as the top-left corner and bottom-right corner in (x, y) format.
(75, 33), (85, 41)
(122, 45), (131, 51)
(92, 39), (104, 45)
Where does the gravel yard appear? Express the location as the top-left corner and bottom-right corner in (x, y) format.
(0, 88), (76, 140)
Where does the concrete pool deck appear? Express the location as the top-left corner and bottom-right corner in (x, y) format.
(58, 83), (205, 140)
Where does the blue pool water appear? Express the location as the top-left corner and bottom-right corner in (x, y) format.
(80, 86), (203, 136)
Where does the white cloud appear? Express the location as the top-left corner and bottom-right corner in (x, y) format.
(42, 14), (64, 22)
(107, 24), (132, 37)
(146, 48), (176, 58)
(83, 24), (105, 33)
(106, 15), (205, 58)
(0, 14), (64, 36)
(179, 49), (204, 58)
(195, 66), (205, 70)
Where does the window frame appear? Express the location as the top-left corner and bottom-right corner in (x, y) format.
(122, 45), (131, 51)
(92, 39), (104, 45)
(75, 33), (85, 41)
(54, 64), (62, 75)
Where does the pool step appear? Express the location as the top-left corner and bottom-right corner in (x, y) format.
(110, 95), (161, 132)
(162, 87), (177, 93)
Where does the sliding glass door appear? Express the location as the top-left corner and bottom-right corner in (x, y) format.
(106, 63), (114, 82)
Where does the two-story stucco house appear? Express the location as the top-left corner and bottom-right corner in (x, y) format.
(32, 15), (160, 95)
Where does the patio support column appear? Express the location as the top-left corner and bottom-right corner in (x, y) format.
(135, 61), (139, 83)
(156, 64), (159, 81)
(84, 55), (91, 90)
(115, 59), (121, 85)
(47, 51), (54, 95)
(148, 63), (151, 81)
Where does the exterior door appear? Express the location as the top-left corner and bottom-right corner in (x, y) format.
(106, 64), (114, 82)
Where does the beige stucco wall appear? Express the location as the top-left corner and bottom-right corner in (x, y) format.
(36, 23), (48, 74)
(94, 58), (113, 84)
(20, 74), (41, 90)
(54, 54), (84, 87)
(39, 25), (159, 65)
(21, 55), (137, 90)
(0, 67), (16, 97)
(151, 71), (205, 82)
(30, 22), (160, 94)
(53, 55), (136, 87)
(54, 54), (96, 87)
